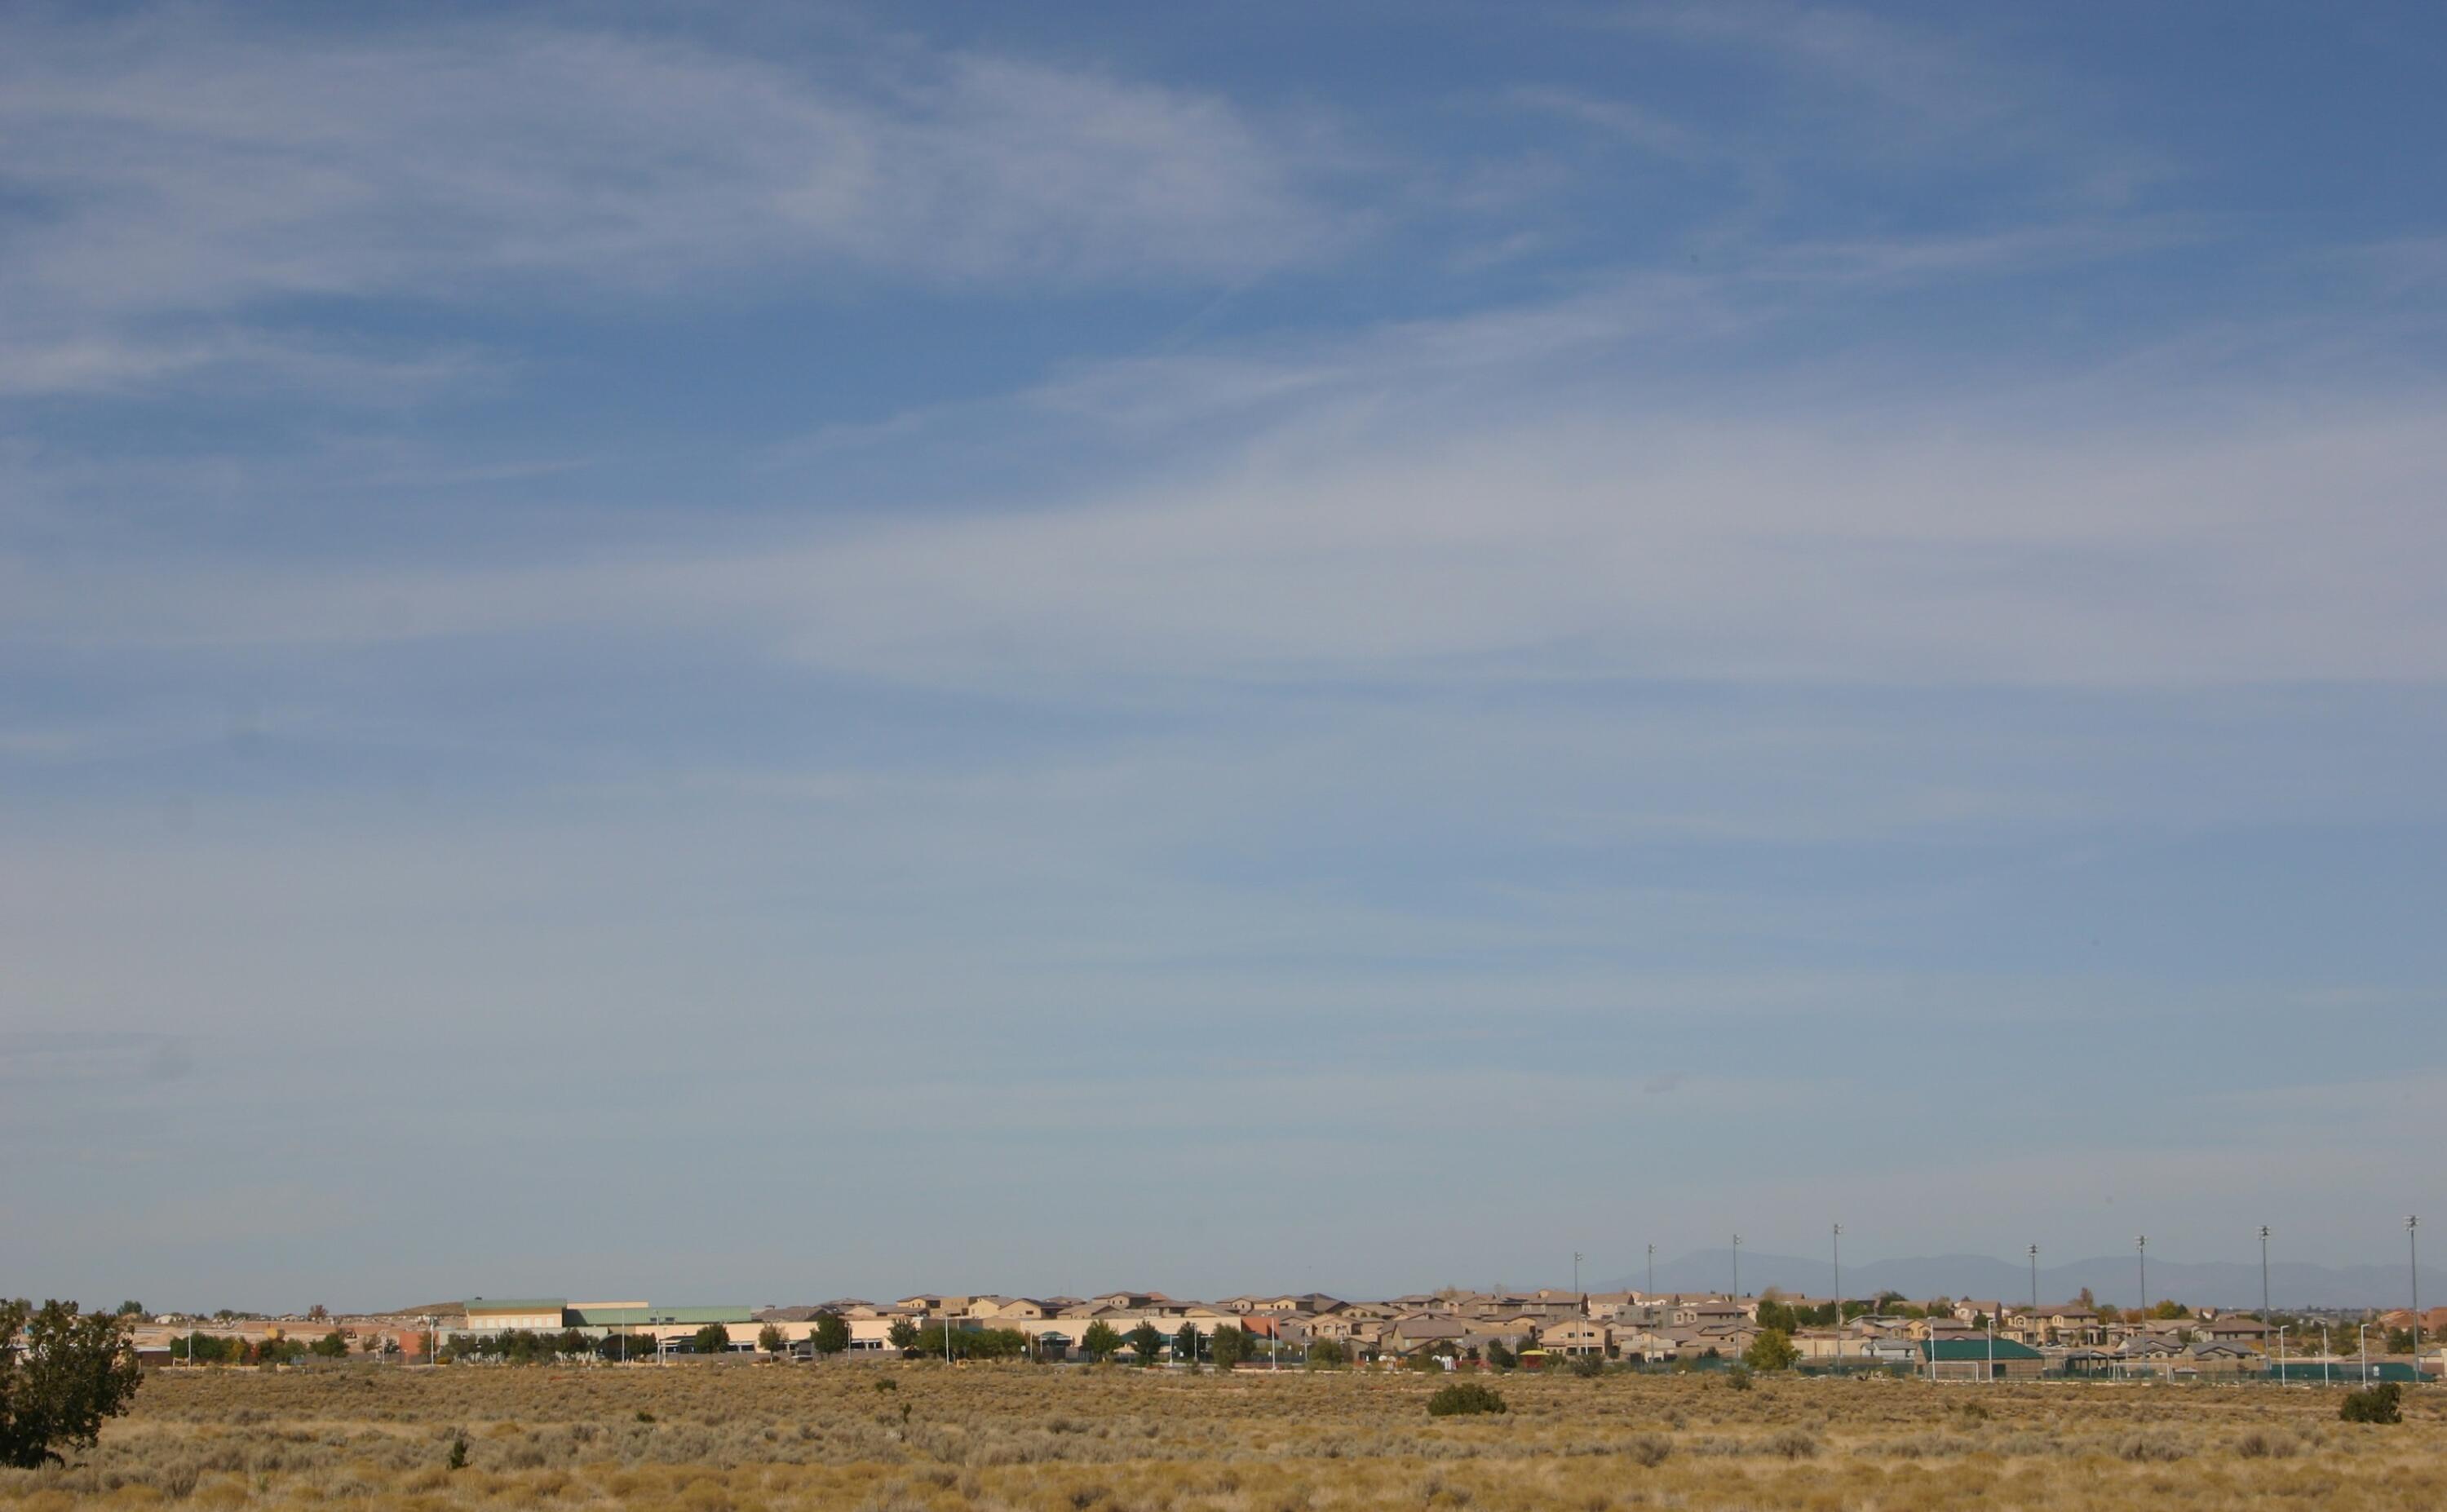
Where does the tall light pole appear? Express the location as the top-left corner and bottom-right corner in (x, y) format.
(2409, 1216), (2422, 1364)
(2135, 1235), (2148, 1315)
(1646, 1243), (1655, 1297)
(1573, 1252), (1582, 1300)
(2028, 1244), (2039, 1317)
(1832, 1223), (1843, 1366)
(2259, 1226), (2272, 1322)
(1731, 1234), (1741, 1299)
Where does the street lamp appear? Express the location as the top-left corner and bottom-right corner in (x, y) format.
(2135, 1235), (2148, 1315)
(2028, 1244), (2039, 1318)
(1731, 1234), (1741, 1299)
(1646, 1243), (1655, 1297)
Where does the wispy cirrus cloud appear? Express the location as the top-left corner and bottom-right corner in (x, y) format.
(0, 10), (1352, 397)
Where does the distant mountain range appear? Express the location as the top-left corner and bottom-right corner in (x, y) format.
(1602, 1250), (2423, 1311)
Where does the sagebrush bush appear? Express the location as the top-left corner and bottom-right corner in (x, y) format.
(2339, 1382), (2401, 1424)
(1426, 1383), (1508, 1417)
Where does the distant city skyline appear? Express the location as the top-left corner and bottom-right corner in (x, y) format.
(4, 2), (2442, 1306)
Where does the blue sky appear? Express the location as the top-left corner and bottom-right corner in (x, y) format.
(3, 1), (2443, 1312)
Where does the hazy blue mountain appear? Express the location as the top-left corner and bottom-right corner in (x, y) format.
(1600, 1251), (2422, 1311)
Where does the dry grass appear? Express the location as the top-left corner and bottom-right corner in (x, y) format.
(6, 1363), (2444, 1511)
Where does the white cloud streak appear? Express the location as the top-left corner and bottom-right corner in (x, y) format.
(0, 11), (1343, 394)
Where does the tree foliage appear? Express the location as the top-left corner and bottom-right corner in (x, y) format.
(1209, 1324), (1253, 1368)
(0, 1299), (144, 1469)
(887, 1319), (921, 1355)
(308, 1330), (352, 1359)
(691, 1324), (732, 1356)
(1305, 1339), (1347, 1368)
(1079, 1321), (1123, 1361)
(1743, 1328), (1800, 1372)
(1126, 1322), (1166, 1366)
(756, 1324), (785, 1355)
(812, 1312), (851, 1356)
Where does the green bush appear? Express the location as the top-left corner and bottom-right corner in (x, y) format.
(1426, 1382), (1508, 1417)
(2339, 1382), (2402, 1424)
(1305, 1340), (1347, 1369)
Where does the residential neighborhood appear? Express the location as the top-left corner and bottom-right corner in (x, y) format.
(126, 1289), (2447, 1383)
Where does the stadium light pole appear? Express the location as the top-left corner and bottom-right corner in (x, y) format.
(2135, 1235), (2148, 1315)
(2259, 1226), (2271, 1323)
(1731, 1234), (1741, 1299)
(2409, 1216), (2422, 1364)
(1646, 1243), (1655, 1297)
(1573, 1251), (1582, 1300)
(2028, 1244), (2039, 1317)
(1832, 1223), (1843, 1366)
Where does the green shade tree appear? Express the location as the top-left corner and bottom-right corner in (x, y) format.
(308, 1331), (351, 1359)
(1743, 1329), (1799, 1372)
(812, 1312), (850, 1356)
(1126, 1322), (1166, 1366)
(1080, 1321), (1123, 1362)
(1210, 1324), (1253, 1368)
(887, 1319), (921, 1355)
(692, 1324), (732, 1356)
(756, 1324), (785, 1355)
(1174, 1323), (1201, 1365)
(0, 1299), (144, 1468)
(1305, 1339), (1347, 1368)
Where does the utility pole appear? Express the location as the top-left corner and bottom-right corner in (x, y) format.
(1832, 1223), (1843, 1365)
(2135, 1235), (2148, 1315)
(2259, 1226), (2272, 1322)
(1646, 1243), (1655, 1297)
(1573, 1251), (1582, 1301)
(1731, 1234), (1741, 1299)
(2028, 1244), (2039, 1317)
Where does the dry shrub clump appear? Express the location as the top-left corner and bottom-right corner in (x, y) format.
(5, 1363), (2445, 1512)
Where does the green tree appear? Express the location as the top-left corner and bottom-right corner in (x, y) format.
(308, 1330), (351, 1359)
(2150, 1300), (2188, 1320)
(114, 1302), (144, 1318)
(1080, 1321), (1123, 1362)
(1485, 1338), (1516, 1370)
(692, 1324), (732, 1356)
(1126, 1322), (1166, 1366)
(1305, 1339), (1347, 1368)
(1743, 1328), (1800, 1372)
(1174, 1323), (1201, 1365)
(887, 1319), (921, 1356)
(255, 1337), (306, 1367)
(757, 1324), (786, 1355)
(1754, 1297), (1799, 1333)
(812, 1312), (851, 1356)
(0, 1301), (144, 1468)
(1210, 1324), (1252, 1368)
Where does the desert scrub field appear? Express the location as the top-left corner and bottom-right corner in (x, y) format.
(4, 1364), (2443, 1512)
